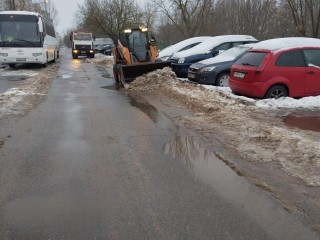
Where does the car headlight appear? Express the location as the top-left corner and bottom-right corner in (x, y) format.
(161, 56), (170, 61)
(178, 58), (185, 64)
(0, 53), (8, 57)
(199, 66), (216, 73)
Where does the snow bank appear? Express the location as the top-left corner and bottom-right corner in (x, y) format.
(129, 68), (320, 186)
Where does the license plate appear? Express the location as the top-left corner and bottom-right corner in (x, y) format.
(188, 73), (195, 79)
(234, 71), (245, 78)
(16, 58), (26, 61)
(81, 51), (86, 53)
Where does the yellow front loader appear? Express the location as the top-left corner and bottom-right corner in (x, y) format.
(113, 27), (171, 87)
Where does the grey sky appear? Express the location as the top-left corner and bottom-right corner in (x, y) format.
(54, 0), (149, 34)
(54, 0), (84, 34)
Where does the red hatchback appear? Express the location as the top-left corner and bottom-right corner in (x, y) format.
(229, 37), (320, 98)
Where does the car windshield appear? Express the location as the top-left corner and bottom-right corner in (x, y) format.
(74, 33), (92, 41)
(0, 14), (41, 47)
(200, 45), (252, 65)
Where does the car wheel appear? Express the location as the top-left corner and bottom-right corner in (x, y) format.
(216, 73), (230, 87)
(265, 85), (288, 99)
(9, 64), (15, 68)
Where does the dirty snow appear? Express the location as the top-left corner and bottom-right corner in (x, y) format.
(128, 67), (320, 187)
(86, 53), (114, 66)
(0, 65), (57, 116)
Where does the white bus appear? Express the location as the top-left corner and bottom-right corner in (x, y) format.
(0, 11), (58, 68)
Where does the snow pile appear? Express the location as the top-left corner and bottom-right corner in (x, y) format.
(256, 96), (320, 109)
(0, 65), (57, 116)
(128, 67), (177, 91)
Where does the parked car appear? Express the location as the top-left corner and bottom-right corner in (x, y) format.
(156, 36), (212, 62)
(229, 37), (320, 99)
(188, 44), (255, 87)
(170, 35), (258, 78)
(101, 44), (114, 55)
(94, 44), (103, 53)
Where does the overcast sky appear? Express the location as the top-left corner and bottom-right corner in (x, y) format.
(54, 0), (148, 34)
(54, 0), (84, 34)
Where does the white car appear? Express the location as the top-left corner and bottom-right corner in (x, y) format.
(156, 36), (212, 62)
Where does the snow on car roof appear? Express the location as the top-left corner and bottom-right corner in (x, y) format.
(198, 44), (256, 65)
(251, 37), (320, 52)
(157, 36), (212, 58)
(172, 35), (258, 59)
(0, 11), (40, 17)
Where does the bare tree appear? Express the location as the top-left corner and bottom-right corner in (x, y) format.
(77, 0), (144, 42)
(141, 2), (159, 33)
(152, 0), (215, 38)
(212, 0), (279, 40)
(285, 0), (320, 37)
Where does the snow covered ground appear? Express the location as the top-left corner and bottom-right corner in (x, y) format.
(129, 67), (320, 187)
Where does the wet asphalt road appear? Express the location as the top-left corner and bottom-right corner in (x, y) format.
(0, 53), (318, 240)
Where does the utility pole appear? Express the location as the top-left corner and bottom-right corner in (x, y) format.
(44, 0), (49, 17)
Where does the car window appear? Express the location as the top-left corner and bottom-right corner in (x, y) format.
(235, 52), (267, 67)
(214, 43), (231, 51)
(179, 42), (200, 52)
(276, 50), (305, 67)
(303, 49), (320, 67)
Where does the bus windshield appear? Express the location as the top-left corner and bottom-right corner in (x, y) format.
(73, 33), (92, 41)
(0, 14), (41, 47)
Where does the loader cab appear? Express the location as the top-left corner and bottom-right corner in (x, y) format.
(120, 28), (151, 62)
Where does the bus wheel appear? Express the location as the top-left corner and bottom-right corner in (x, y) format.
(42, 61), (48, 68)
(53, 51), (56, 63)
(9, 64), (15, 68)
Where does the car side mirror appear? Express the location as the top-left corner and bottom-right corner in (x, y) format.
(212, 50), (219, 56)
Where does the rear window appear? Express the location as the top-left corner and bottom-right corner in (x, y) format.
(235, 52), (267, 67)
(276, 50), (305, 67)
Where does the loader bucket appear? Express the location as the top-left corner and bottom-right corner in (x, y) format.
(121, 61), (171, 83)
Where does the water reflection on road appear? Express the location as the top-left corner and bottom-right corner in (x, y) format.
(284, 111), (320, 133)
(164, 136), (318, 239)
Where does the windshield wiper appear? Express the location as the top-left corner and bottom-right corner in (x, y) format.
(13, 39), (37, 47)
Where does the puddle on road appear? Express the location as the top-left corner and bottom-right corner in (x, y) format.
(100, 84), (122, 91)
(284, 111), (320, 133)
(163, 136), (317, 239)
(129, 95), (159, 123)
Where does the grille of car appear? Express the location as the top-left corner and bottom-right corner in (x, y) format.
(75, 45), (91, 50)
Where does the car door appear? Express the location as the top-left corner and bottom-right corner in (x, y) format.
(303, 49), (320, 95)
(275, 50), (306, 96)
